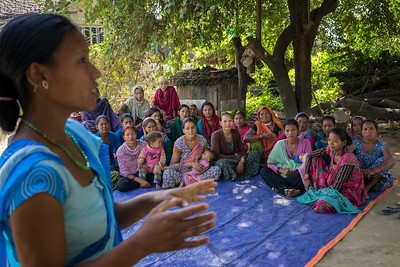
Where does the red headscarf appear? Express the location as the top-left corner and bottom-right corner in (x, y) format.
(200, 102), (220, 140)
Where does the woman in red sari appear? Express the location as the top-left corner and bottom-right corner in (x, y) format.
(152, 76), (180, 122)
(244, 106), (283, 165)
(196, 101), (221, 145)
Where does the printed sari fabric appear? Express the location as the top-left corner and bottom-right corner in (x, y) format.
(252, 106), (283, 163)
(152, 86), (180, 121)
(315, 131), (327, 149)
(233, 123), (252, 151)
(305, 147), (366, 213)
(81, 98), (121, 133)
(0, 119), (122, 266)
(162, 135), (221, 188)
(354, 139), (394, 191)
(215, 151), (260, 181)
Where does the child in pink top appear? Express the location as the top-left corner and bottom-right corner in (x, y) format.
(183, 150), (215, 186)
(138, 132), (166, 189)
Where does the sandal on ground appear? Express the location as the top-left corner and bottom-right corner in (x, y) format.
(379, 207), (400, 215)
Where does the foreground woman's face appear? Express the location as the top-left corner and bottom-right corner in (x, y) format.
(42, 29), (101, 113)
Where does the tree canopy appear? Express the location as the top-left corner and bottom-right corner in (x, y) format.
(43, 0), (400, 115)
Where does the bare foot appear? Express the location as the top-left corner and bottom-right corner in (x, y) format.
(284, 189), (301, 197)
(179, 182), (186, 187)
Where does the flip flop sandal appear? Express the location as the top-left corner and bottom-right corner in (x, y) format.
(379, 207), (400, 215)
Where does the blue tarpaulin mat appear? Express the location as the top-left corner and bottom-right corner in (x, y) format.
(113, 175), (389, 267)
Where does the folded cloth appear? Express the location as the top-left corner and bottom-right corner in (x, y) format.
(297, 187), (361, 214)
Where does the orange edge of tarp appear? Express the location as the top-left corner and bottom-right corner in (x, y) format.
(305, 178), (399, 267)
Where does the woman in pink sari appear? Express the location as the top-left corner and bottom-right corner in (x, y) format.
(152, 76), (180, 122)
(162, 118), (221, 188)
(300, 128), (366, 213)
(232, 110), (252, 151)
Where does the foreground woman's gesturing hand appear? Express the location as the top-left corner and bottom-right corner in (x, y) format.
(135, 198), (216, 253)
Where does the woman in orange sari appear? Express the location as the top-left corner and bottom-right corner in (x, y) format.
(244, 106), (283, 165)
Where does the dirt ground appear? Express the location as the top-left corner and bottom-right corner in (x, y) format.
(1, 131), (399, 266)
(317, 133), (400, 267)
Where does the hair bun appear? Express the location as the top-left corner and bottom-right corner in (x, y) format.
(0, 73), (20, 132)
(0, 73), (18, 99)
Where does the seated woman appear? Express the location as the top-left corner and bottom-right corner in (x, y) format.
(189, 104), (200, 123)
(139, 117), (172, 165)
(244, 106), (283, 165)
(315, 115), (336, 149)
(211, 112), (259, 181)
(117, 84), (150, 125)
(135, 108), (169, 138)
(116, 125), (149, 191)
(81, 89), (121, 133)
(348, 115), (365, 141)
(197, 101), (221, 145)
(170, 104), (190, 143)
(115, 113), (134, 145)
(260, 119), (312, 197)
(299, 128), (366, 214)
(94, 115), (121, 170)
(152, 76), (180, 122)
(353, 120), (395, 193)
(232, 110), (252, 151)
(276, 112), (316, 149)
(163, 118), (221, 188)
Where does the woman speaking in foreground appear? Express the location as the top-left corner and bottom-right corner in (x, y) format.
(0, 14), (216, 266)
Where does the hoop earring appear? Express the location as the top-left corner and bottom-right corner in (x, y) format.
(42, 80), (49, 89)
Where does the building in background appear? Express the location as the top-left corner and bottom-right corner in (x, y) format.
(0, 0), (103, 45)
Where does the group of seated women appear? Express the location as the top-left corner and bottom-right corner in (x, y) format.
(76, 80), (396, 215)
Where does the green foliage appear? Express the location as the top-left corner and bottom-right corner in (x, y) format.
(311, 51), (342, 104)
(39, 0), (400, 113)
(246, 89), (283, 116)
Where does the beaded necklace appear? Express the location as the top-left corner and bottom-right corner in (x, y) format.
(20, 118), (91, 171)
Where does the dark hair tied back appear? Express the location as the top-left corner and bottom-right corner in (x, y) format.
(0, 74), (20, 132)
(0, 14), (76, 132)
(331, 128), (352, 148)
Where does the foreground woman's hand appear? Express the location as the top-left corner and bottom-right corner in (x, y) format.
(134, 198), (216, 254)
(160, 179), (217, 204)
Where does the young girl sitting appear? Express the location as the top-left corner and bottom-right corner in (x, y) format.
(138, 132), (166, 189)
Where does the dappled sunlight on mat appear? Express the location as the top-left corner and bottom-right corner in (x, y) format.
(113, 175), (390, 267)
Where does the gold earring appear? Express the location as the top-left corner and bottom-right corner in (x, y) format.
(42, 80), (49, 89)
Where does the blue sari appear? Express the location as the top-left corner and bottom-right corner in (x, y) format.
(0, 119), (122, 266)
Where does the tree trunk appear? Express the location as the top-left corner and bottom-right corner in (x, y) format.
(232, 37), (247, 112)
(248, 38), (298, 118)
(288, 0), (312, 114)
(337, 98), (400, 120)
